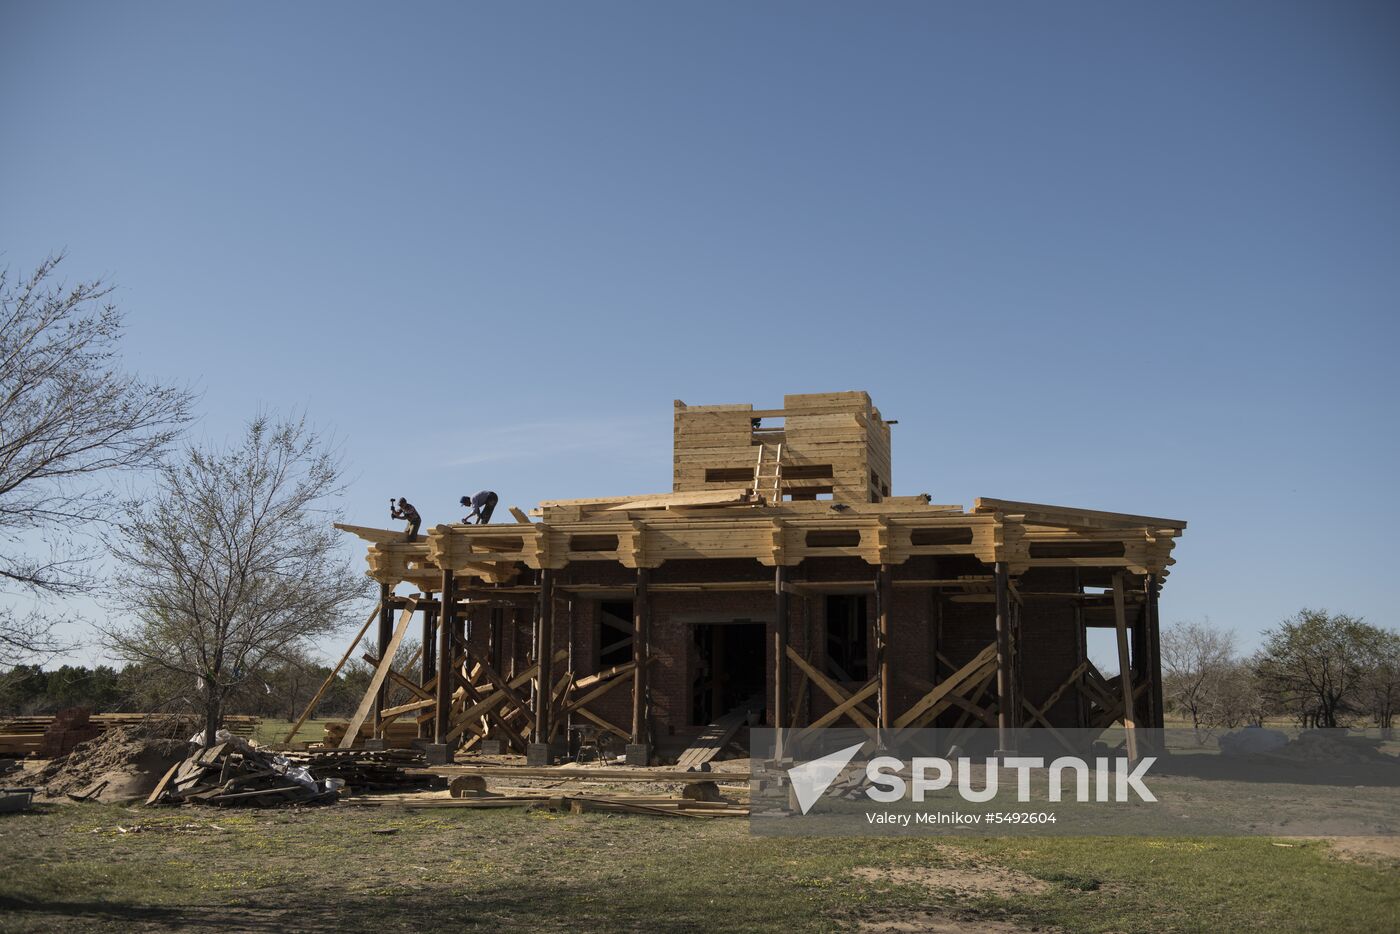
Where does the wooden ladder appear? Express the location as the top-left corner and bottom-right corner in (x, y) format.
(752, 443), (784, 504)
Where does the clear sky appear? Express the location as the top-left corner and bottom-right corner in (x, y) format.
(2, 1), (1397, 664)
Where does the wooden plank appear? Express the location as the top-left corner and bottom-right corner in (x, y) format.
(334, 523), (406, 543)
(144, 761), (183, 806)
(802, 678), (879, 732)
(973, 498), (1186, 531)
(1112, 574), (1139, 763)
(784, 646), (876, 728)
(574, 705), (631, 742)
(604, 489), (753, 511)
(893, 643), (998, 729)
(339, 597), (418, 748)
(676, 698), (760, 770)
(509, 506), (532, 524)
(284, 604), (380, 743)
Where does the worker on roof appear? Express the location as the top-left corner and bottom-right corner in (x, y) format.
(390, 497), (421, 541)
(461, 490), (498, 525)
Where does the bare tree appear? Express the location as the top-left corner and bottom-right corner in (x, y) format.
(1161, 620), (1237, 740)
(0, 254), (193, 663)
(1361, 630), (1400, 739)
(104, 413), (368, 745)
(1254, 609), (1380, 728)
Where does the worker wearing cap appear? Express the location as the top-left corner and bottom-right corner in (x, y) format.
(390, 497), (421, 541)
(460, 490), (498, 525)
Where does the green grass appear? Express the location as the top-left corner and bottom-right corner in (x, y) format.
(0, 803), (1395, 932)
(247, 717), (335, 746)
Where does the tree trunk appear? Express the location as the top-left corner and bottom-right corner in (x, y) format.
(203, 690), (221, 748)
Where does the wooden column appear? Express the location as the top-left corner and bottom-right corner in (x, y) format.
(372, 583), (392, 737)
(994, 561), (1012, 752)
(1146, 575), (1165, 730)
(435, 571), (455, 745)
(534, 569), (555, 740)
(490, 607), (504, 672)
(419, 596), (436, 740)
(631, 568), (651, 746)
(773, 566), (789, 732)
(876, 564), (893, 732)
(1112, 572), (1140, 763)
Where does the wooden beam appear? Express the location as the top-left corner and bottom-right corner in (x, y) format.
(893, 643), (997, 730)
(785, 647), (876, 729)
(774, 565), (789, 734)
(435, 570), (455, 746)
(974, 498), (1186, 531)
(341, 597), (418, 748)
(631, 568), (650, 746)
(372, 584), (393, 735)
(994, 562), (1012, 752)
(535, 569), (555, 741)
(282, 603), (378, 743)
(876, 564), (892, 732)
(1112, 573), (1139, 763)
(603, 488), (753, 511)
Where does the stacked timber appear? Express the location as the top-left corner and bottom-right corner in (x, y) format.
(320, 719), (419, 748)
(286, 748), (437, 793)
(147, 741), (334, 808)
(0, 713), (259, 758)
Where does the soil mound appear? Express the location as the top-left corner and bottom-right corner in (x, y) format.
(33, 724), (192, 803)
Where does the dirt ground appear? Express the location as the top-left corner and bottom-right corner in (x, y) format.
(1, 797), (1397, 933)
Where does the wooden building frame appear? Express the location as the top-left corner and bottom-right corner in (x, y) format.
(334, 392), (1185, 764)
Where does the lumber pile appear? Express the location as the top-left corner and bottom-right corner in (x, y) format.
(285, 748), (438, 793)
(320, 719), (419, 749)
(0, 713), (260, 759)
(147, 740), (334, 808)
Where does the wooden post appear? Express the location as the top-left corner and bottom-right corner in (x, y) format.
(535, 569), (555, 740)
(372, 583), (392, 737)
(1112, 572), (1140, 763)
(773, 566), (789, 732)
(631, 568), (650, 746)
(1146, 575), (1165, 729)
(876, 564), (893, 733)
(419, 596), (436, 740)
(1131, 600), (1149, 731)
(1073, 570), (1088, 728)
(435, 570), (455, 745)
(282, 603), (380, 744)
(994, 561), (1013, 753)
(490, 606), (504, 672)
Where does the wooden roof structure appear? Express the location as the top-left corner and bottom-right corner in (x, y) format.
(337, 392), (1186, 594)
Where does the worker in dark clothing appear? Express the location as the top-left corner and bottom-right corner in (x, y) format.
(460, 490), (498, 525)
(390, 497), (421, 541)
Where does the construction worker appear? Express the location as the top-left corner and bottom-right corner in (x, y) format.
(390, 497), (421, 541)
(460, 490), (498, 525)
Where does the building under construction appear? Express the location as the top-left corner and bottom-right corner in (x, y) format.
(334, 391), (1185, 766)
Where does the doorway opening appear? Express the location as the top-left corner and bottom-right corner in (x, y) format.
(691, 621), (767, 725)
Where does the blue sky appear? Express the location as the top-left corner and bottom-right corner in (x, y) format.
(2, 1), (1397, 663)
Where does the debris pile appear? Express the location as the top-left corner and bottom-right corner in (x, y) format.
(284, 748), (438, 794)
(1, 712), (258, 758)
(148, 738), (337, 807)
(1273, 730), (1397, 765)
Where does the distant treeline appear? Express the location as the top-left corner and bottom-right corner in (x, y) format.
(0, 642), (426, 722)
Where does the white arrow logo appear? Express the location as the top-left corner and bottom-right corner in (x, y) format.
(787, 742), (867, 815)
